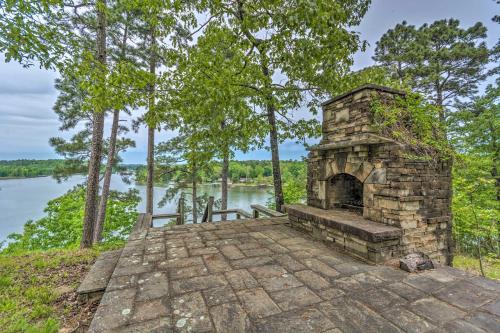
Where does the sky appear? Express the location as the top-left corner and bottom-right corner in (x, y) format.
(0, 0), (498, 164)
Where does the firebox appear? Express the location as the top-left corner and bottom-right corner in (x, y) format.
(328, 173), (363, 212)
(286, 84), (453, 265)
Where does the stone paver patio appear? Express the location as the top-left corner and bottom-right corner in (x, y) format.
(88, 217), (500, 332)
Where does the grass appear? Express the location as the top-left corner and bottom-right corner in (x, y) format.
(0, 247), (108, 333)
(453, 254), (500, 280)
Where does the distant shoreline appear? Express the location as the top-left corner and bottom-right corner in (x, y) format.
(0, 176), (273, 189)
(0, 175), (50, 180)
(134, 181), (273, 188)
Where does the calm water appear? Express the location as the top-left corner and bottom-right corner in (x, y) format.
(0, 175), (272, 242)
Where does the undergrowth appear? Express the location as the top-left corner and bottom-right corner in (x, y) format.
(453, 254), (500, 280)
(0, 242), (123, 333)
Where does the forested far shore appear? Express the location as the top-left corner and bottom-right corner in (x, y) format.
(0, 159), (306, 185)
(133, 160), (306, 186)
(0, 159), (65, 178)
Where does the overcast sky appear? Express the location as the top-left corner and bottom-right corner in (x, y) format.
(0, 0), (498, 164)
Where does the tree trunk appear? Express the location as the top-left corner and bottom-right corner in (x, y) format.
(146, 126), (154, 214)
(93, 12), (129, 244)
(267, 103), (284, 212)
(436, 85), (446, 125)
(471, 199), (486, 277)
(146, 26), (156, 215)
(489, 120), (500, 201)
(236, 5), (284, 212)
(93, 109), (119, 243)
(261, 64), (284, 212)
(81, 0), (107, 249)
(192, 168), (198, 224)
(221, 150), (229, 220)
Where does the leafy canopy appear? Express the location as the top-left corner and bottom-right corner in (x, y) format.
(192, 0), (371, 136)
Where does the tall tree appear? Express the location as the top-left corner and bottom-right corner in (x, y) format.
(94, 6), (141, 243)
(1, 1), (176, 245)
(372, 21), (417, 84)
(53, 0), (143, 247)
(80, 0), (108, 248)
(133, 1), (195, 215)
(168, 25), (265, 219)
(195, 0), (370, 211)
(374, 19), (491, 123)
(146, 19), (157, 216)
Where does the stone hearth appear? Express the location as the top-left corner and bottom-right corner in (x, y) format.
(286, 84), (452, 264)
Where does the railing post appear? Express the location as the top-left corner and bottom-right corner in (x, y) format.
(253, 209), (259, 218)
(180, 195), (184, 225)
(207, 196), (214, 222)
(236, 212), (241, 220)
(201, 204), (208, 223)
(176, 194), (185, 225)
(147, 213), (153, 228)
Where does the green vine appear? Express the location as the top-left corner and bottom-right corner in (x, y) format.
(370, 92), (454, 160)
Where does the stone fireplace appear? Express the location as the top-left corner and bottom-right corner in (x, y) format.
(286, 84), (452, 265)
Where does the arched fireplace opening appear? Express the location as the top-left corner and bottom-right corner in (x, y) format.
(327, 173), (363, 213)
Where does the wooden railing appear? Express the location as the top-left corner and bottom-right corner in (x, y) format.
(149, 195), (285, 226)
(200, 196), (252, 222)
(211, 208), (253, 220)
(133, 213), (152, 231)
(151, 194), (185, 225)
(250, 204), (287, 218)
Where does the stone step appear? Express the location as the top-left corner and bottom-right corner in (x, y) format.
(77, 249), (122, 301)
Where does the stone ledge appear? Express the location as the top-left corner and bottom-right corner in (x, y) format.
(320, 83), (406, 106)
(284, 204), (401, 243)
(77, 249), (122, 298)
(310, 133), (396, 151)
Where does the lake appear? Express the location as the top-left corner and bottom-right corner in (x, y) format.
(0, 175), (272, 243)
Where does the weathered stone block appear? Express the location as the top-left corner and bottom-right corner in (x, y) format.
(377, 197), (399, 210)
(335, 108), (349, 122)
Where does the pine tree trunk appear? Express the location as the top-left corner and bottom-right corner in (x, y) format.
(146, 26), (156, 215)
(192, 168), (198, 224)
(94, 109), (119, 243)
(81, 0), (107, 249)
(146, 126), (154, 214)
(93, 14), (129, 243)
(436, 85), (446, 125)
(221, 151), (229, 221)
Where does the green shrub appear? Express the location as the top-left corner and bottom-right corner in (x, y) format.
(2, 186), (139, 253)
